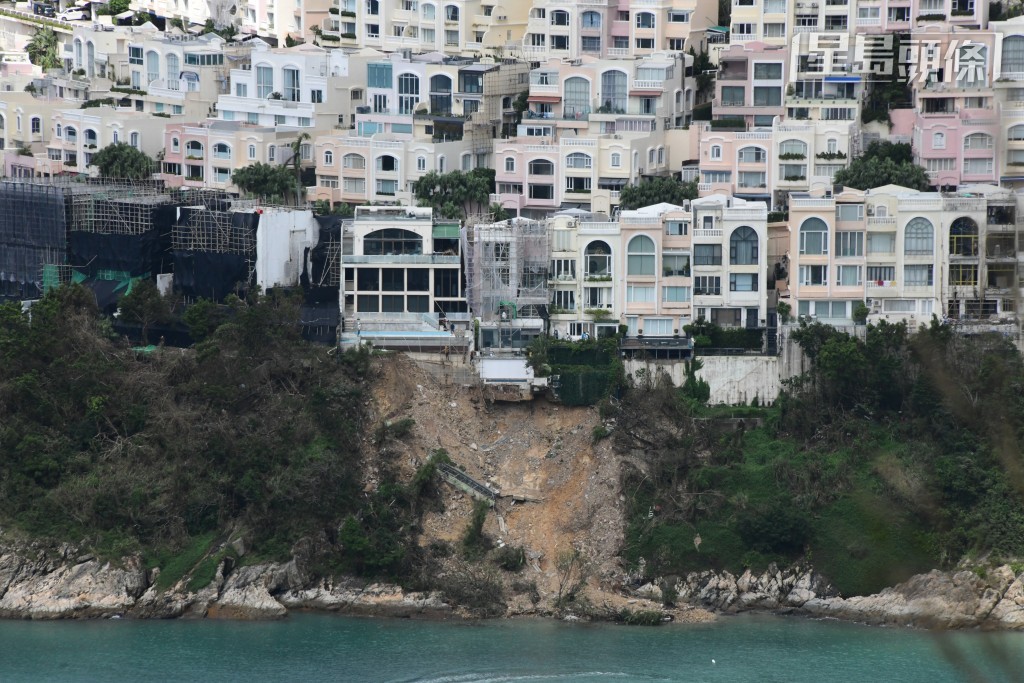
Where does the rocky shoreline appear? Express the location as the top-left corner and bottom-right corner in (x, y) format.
(3, 542), (1024, 629)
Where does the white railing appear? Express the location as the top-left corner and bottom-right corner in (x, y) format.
(530, 83), (559, 94)
(791, 198), (834, 208)
(579, 222), (620, 234)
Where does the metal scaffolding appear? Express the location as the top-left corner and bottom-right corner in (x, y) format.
(462, 217), (549, 322)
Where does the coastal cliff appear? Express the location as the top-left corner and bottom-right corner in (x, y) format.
(3, 538), (1024, 629)
(663, 563), (1024, 630)
(0, 541), (450, 620)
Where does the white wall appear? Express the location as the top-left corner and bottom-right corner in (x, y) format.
(255, 208), (318, 289)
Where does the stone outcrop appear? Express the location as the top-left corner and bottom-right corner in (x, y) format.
(0, 539), (450, 621)
(669, 562), (1024, 630)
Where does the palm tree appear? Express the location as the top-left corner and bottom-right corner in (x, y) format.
(289, 132), (311, 204)
(26, 28), (60, 70)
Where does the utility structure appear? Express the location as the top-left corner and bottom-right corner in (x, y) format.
(462, 217), (549, 351)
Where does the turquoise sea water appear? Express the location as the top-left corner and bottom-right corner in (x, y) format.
(1, 612), (1021, 682)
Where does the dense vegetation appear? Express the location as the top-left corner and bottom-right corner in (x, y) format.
(0, 285), (438, 581)
(621, 320), (1024, 595)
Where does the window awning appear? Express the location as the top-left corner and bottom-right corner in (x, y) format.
(527, 95), (561, 103)
(432, 223), (460, 239)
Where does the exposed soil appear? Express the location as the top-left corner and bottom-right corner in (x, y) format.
(364, 354), (713, 622)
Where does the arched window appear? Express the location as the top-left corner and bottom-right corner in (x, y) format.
(635, 11), (655, 28)
(904, 217), (934, 255)
(627, 235), (656, 275)
(563, 76), (590, 118)
(364, 228), (423, 255)
(397, 73), (420, 115)
(932, 131), (946, 149)
(950, 217), (979, 256)
(444, 4), (458, 21)
(581, 11), (600, 29)
(730, 226), (759, 264)
(343, 153), (365, 169)
(324, 149), (334, 165)
(422, 3), (435, 20)
(186, 140), (204, 157)
(146, 50), (160, 84)
(529, 159), (554, 175)
(585, 240), (612, 277)
(213, 142), (231, 159)
(504, 156), (515, 172)
(1011, 124), (1024, 141)
(610, 152), (621, 167)
(799, 217), (828, 255)
(130, 132), (140, 148)
(737, 146), (765, 163)
(1003, 36), (1024, 75)
(779, 139), (807, 157)
(376, 155), (398, 172)
(430, 74), (452, 115)
(600, 71), (627, 112)
(566, 152), (592, 169)
(963, 132), (993, 150)
(551, 9), (569, 26)
(165, 53), (180, 90)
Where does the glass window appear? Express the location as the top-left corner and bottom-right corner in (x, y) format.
(729, 273), (758, 291)
(694, 244), (722, 265)
(904, 217), (934, 255)
(627, 235), (656, 275)
(799, 217), (828, 255)
(729, 226), (758, 265)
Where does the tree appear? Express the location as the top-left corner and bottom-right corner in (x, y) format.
(833, 142), (929, 191)
(89, 143), (155, 179)
(413, 168), (495, 219)
(231, 163), (296, 201)
(117, 279), (170, 341)
(288, 132), (311, 204)
(25, 28), (60, 70)
(618, 177), (699, 210)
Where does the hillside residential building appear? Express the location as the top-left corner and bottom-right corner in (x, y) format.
(320, 0), (529, 57)
(492, 53), (694, 216)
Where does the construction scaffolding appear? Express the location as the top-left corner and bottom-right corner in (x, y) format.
(171, 194), (260, 302)
(462, 217), (549, 322)
(0, 180), (69, 300)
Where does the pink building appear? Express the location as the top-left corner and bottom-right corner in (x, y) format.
(909, 27), (998, 188)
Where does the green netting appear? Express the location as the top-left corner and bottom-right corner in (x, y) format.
(42, 265), (65, 292)
(554, 366), (615, 406)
